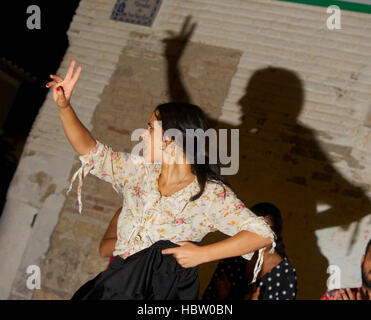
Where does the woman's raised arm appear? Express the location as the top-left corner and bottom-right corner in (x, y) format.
(46, 60), (96, 155)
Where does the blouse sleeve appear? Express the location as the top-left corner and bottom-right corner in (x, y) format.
(207, 183), (277, 284)
(66, 140), (144, 214)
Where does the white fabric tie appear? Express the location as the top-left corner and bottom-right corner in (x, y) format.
(250, 241), (276, 284)
(66, 159), (96, 214)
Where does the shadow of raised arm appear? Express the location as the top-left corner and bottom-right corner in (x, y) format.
(162, 16), (197, 103)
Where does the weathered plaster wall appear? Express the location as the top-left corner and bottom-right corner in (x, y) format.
(0, 0), (370, 300)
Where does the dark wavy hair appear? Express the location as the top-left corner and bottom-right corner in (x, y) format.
(155, 102), (227, 201)
(250, 202), (287, 259)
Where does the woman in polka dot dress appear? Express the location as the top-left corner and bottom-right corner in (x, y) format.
(203, 203), (297, 300)
(254, 254), (297, 300)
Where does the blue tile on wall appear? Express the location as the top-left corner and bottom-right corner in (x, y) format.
(110, 0), (163, 27)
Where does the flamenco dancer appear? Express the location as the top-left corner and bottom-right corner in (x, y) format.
(46, 60), (276, 300)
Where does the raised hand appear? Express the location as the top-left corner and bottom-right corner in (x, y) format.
(162, 16), (197, 61)
(45, 60), (82, 109)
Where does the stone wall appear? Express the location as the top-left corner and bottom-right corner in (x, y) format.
(1, 0), (370, 300)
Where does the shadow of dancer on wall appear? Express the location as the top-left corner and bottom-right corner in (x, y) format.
(217, 67), (371, 299)
(162, 16), (371, 299)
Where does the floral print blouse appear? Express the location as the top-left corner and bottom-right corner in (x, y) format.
(68, 140), (276, 283)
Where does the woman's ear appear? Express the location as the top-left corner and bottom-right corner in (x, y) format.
(263, 216), (272, 226)
(161, 137), (172, 151)
(163, 136), (176, 147)
(163, 135), (172, 142)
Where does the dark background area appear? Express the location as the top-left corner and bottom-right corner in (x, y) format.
(0, 1), (81, 216)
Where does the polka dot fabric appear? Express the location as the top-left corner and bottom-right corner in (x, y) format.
(257, 257), (297, 300)
(202, 256), (297, 300)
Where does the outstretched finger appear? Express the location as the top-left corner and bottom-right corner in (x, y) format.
(181, 16), (191, 37)
(50, 74), (63, 82)
(356, 291), (362, 300)
(71, 65), (82, 85)
(65, 60), (76, 80)
(45, 81), (58, 88)
(186, 22), (197, 39)
(340, 289), (349, 300)
(331, 290), (339, 300)
(346, 288), (354, 300)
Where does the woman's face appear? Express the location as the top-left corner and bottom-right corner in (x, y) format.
(141, 109), (185, 164)
(142, 111), (164, 163)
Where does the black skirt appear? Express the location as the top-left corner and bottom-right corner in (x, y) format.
(71, 240), (199, 300)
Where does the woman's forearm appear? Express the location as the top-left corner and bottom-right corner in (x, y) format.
(99, 207), (121, 257)
(99, 237), (117, 257)
(59, 104), (97, 155)
(201, 230), (272, 263)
